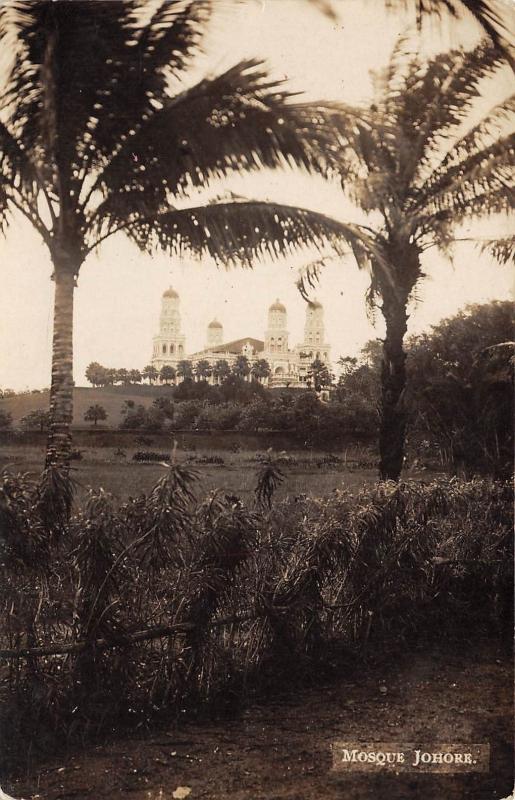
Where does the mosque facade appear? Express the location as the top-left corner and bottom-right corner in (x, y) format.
(150, 288), (331, 388)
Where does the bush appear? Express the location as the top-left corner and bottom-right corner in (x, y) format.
(0, 471), (511, 769)
(0, 409), (13, 430)
(132, 451), (170, 462)
(194, 455), (225, 465)
(196, 402), (242, 431)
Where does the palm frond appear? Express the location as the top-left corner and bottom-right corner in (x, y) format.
(134, 0), (211, 87)
(383, 0), (514, 66)
(417, 134), (515, 220)
(478, 235), (515, 265)
(123, 201), (387, 270)
(412, 92), (515, 197)
(92, 59), (344, 219)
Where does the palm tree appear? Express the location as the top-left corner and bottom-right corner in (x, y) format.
(160, 365), (176, 385)
(251, 358), (272, 383)
(300, 43), (513, 479)
(0, 0), (357, 468)
(308, 357), (333, 392)
(195, 359), (212, 381)
(142, 365), (159, 385)
(232, 355), (251, 379)
(177, 360), (194, 381)
(213, 359), (231, 385)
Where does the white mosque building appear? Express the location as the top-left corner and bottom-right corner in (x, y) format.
(150, 288), (331, 388)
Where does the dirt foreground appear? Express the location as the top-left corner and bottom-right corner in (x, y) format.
(7, 640), (513, 800)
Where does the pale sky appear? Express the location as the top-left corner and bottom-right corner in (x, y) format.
(0, 0), (513, 391)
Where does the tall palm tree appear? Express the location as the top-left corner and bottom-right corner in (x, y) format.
(0, 0), (359, 468)
(195, 359), (212, 381)
(177, 360), (194, 381)
(142, 365), (159, 385)
(300, 43), (513, 479)
(251, 358), (271, 382)
(232, 355), (251, 379)
(213, 359), (231, 384)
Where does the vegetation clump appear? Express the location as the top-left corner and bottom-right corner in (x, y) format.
(0, 467), (511, 768)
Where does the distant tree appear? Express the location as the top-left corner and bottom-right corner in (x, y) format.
(0, 409), (13, 429)
(337, 356), (358, 378)
(172, 400), (201, 429)
(219, 374), (266, 404)
(129, 369), (142, 385)
(213, 359), (231, 384)
(160, 365), (176, 385)
(21, 409), (51, 432)
(307, 358), (333, 392)
(142, 365), (159, 385)
(195, 359), (212, 381)
(121, 399), (136, 417)
(251, 358), (271, 382)
(144, 405), (166, 432)
(116, 368), (131, 385)
(407, 301), (514, 478)
(236, 398), (272, 432)
(84, 404), (108, 426)
(85, 362), (108, 387)
(119, 404), (147, 429)
(196, 402), (242, 431)
(1, 389), (16, 398)
(177, 360), (194, 381)
(153, 396), (174, 421)
(232, 355), (251, 379)
(104, 368), (118, 386)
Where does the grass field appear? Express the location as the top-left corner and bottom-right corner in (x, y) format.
(0, 441), (390, 503)
(0, 384), (173, 427)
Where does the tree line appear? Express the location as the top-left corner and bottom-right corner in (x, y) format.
(85, 356), (273, 387)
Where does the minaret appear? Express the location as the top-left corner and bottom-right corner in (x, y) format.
(151, 287), (186, 369)
(206, 318), (223, 349)
(265, 299), (288, 354)
(303, 300), (330, 362)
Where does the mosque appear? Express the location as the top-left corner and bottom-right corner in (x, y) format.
(150, 287), (331, 388)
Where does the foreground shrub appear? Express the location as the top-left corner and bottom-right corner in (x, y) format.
(0, 470), (512, 768)
(132, 451), (170, 462)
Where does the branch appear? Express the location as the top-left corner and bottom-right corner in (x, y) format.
(0, 611), (258, 660)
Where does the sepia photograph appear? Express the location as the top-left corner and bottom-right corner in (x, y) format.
(0, 0), (513, 798)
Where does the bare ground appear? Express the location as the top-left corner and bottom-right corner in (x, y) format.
(7, 639), (513, 800)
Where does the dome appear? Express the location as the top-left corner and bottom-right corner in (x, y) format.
(269, 299), (286, 313)
(208, 319), (223, 329)
(163, 287), (179, 299)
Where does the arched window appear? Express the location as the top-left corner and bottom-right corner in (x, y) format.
(178, 344), (183, 354)
(162, 344), (167, 354)
(170, 343), (175, 354)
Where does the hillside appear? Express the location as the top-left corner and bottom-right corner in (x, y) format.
(0, 385), (174, 428)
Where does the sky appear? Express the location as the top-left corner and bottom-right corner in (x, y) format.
(0, 0), (513, 391)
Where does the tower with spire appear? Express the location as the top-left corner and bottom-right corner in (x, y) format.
(150, 287), (186, 371)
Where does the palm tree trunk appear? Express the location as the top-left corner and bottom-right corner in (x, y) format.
(379, 289), (409, 480)
(46, 269), (75, 468)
